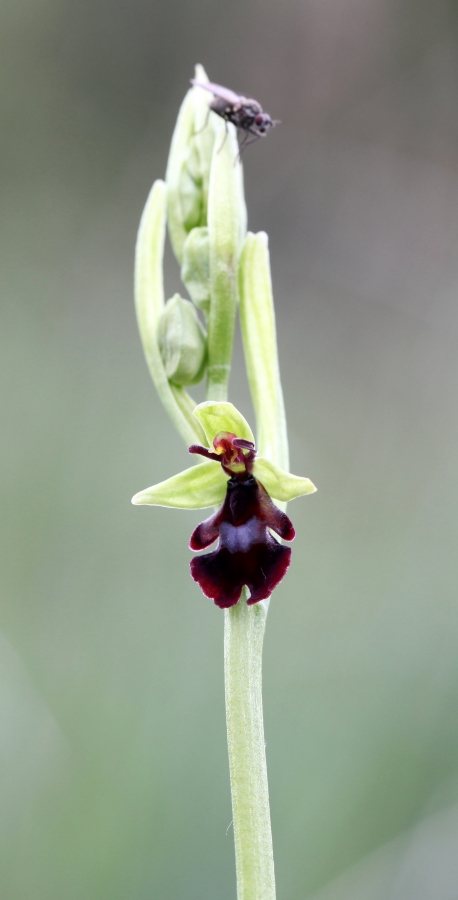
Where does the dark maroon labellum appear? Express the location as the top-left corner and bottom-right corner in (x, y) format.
(188, 434), (295, 609)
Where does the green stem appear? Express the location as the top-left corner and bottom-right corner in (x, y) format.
(224, 593), (276, 900)
(207, 380), (276, 900)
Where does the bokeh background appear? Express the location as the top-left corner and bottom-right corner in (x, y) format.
(2, 1), (458, 898)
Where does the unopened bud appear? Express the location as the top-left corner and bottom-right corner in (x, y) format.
(181, 227), (210, 313)
(178, 162), (204, 232)
(166, 65), (216, 264)
(158, 294), (207, 386)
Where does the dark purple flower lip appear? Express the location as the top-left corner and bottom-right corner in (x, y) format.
(188, 433), (295, 609)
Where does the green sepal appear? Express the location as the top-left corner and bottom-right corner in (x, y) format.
(253, 457), (316, 502)
(193, 401), (254, 445)
(132, 460), (227, 509)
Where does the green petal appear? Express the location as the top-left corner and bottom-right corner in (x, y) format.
(193, 401), (254, 445)
(253, 457), (317, 502)
(132, 460), (227, 509)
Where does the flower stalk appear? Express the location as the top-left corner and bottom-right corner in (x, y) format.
(133, 67), (315, 900)
(225, 595), (275, 900)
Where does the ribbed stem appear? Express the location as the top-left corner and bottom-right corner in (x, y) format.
(207, 371), (276, 900)
(224, 592), (276, 900)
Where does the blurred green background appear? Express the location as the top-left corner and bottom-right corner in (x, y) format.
(2, 1), (458, 898)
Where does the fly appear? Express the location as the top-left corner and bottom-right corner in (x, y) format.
(190, 79), (279, 154)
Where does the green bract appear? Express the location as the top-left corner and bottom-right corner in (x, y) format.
(239, 231), (288, 469)
(132, 401), (316, 510)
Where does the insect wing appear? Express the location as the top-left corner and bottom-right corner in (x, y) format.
(190, 80), (242, 105)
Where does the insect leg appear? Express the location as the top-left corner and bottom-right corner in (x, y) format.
(237, 133), (248, 158)
(217, 120), (229, 153)
(193, 107), (211, 136)
(238, 132), (262, 157)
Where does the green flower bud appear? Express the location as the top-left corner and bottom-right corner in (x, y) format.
(157, 293), (207, 386)
(166, 65), (216, 264)
(177, 161), (204, 233)
(181, 226), (210, 313)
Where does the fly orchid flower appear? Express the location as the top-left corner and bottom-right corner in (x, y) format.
(132, 401), (316, 609)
